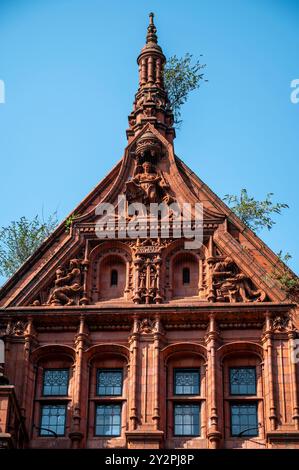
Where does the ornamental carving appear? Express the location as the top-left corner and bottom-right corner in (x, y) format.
(137, 318), (158, 334)
(47, 259), (83, 306)
(135, 131), (162, 158)
(133, 255), (162, 304)
(128, 237), (172, 254)
(211, 256), (266, 303)
(272, 315), (291, 332)
(125, 161), (174, 205)
(6, 321), (27, 336)
(131, 238), (167, 304)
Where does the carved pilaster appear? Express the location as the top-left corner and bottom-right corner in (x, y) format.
(128, 316), (139, 430)
(80, 260), (90, 306)
(288, 329), (299, 430)
(153, 315), (164, 430)
(261, 312), (277, 431)
(70, 315), (89, 448)
(21, 318), (38, 416)
(205, 314), (221, 448)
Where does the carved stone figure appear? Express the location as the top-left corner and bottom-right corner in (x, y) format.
(125, 161), (173, 205)
(132, 241), (163, 304)
(213, 257), (237, 277)
(212, 257), (266, 303)
(139, 271), (146, 289)
(138, 318), (157, 334)
(5, 321), (27, 336)
(47, 259), (82, 306)
(272, 315), (290, 332)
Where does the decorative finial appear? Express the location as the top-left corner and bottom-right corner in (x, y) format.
(146, 12), (157, 44)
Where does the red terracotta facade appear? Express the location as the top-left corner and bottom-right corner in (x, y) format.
(0, 13), (299, 449)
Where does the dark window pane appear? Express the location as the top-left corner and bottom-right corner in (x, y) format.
(95, 404), (121, 436)
(230, 368), (256, 395)
(40, 405), (66, 436)
(97, 369), (123, 396)
(182, 267), (190, 284)
(174, 404), (200, 436)
(111, 269), (118, 286)
(230, 404), (258, 436)
(43, 369), (69, 396)
(174, 369), (200, 395)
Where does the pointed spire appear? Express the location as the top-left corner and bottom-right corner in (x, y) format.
(138, 12), (164, 87)
(126, 13), (175, 143)
(146, 12), (157, 44)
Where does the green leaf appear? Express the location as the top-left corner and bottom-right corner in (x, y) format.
(0, 212), (58, 278)
(223, 189), (288, 233)
(163, 53), (206, 128)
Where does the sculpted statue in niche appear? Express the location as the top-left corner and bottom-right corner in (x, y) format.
(212, 256), (266, 303)
(133, 252), (162, 305)
(47, 259), (83, 306)
(125, 161), (173, 205)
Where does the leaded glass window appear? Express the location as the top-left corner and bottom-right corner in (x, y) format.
(40, 404), (66, 436)
(174, 404), (200, 436)
(43, 369), (69, 396)
(97, 369), (123, 396)
(95, 404), (121, 436)
(231, 403), (258, 436)
(230, 368), (256, 395)
(174, 369), (200, 395)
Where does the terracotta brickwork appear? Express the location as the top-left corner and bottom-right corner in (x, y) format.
(0, 13), (298, 449)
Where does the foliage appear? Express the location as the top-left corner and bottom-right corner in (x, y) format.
(0, 213), (58, 278)
(164, 53), (207, 128)
(272, 251), (299, 298)
(65, 212), (80, 233)
(223, 189), (289, 232)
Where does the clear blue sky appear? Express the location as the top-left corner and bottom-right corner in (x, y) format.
(0, 0), (298, 285)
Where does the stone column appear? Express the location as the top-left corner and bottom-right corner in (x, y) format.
(126, 316), (164, 448)
(148, 57), (154, 84)
(262, 312), (277, 431)
(69, 315), (88, 448)
(206, 314), (221, 448)
(207, 236), (216, 302)
(153, 315), (161, 430)
(133, 255), (142, 304)
(288, 329), (299, 430)
(124, 260), (131, 299)
(80, 261), (90, 306)
(155, 58), (162, 87)
(21, 317), (36, 416)
(141, 58), (147, 86)
(128, 316), (139, 430)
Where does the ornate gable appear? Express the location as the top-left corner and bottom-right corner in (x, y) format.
(0, 14), (297, 313)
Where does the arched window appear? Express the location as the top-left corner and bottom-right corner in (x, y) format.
(111, 269), (118, 286)
(182, 267), (190, 285)
(98, 255), (126, 300)
(172, 252), (199, 298)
